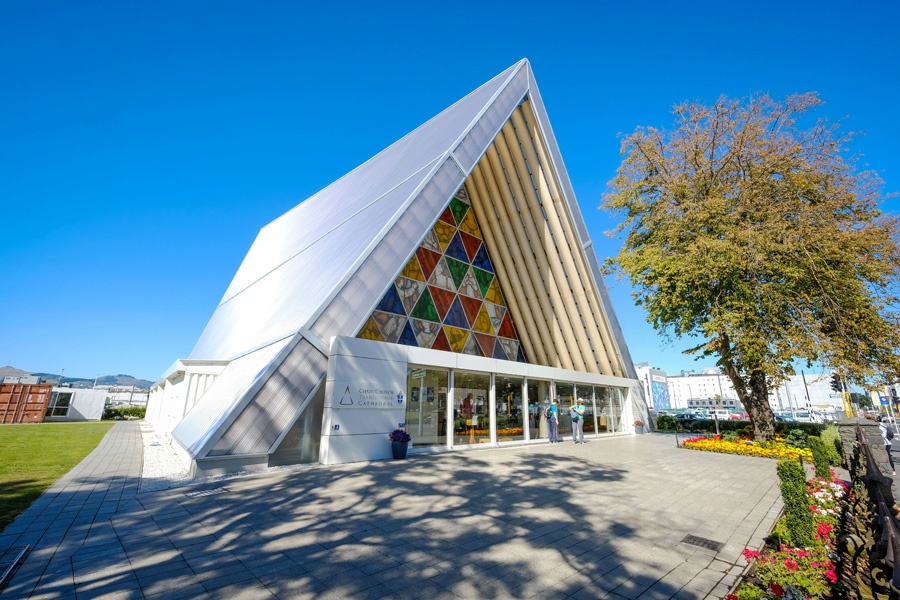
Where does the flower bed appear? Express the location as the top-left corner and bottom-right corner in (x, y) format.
(682, 435), (813, 461)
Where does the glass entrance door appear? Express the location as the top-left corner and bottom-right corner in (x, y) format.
(453, 371), (490, 446)
(406, 367), (448, 448)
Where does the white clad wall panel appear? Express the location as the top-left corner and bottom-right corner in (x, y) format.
(172, 339), (290, 457)
(211, 338), (327, 456)
(310, 157), (464, 340)
(453, 66), (529, 174)
(189, 171), (427, 360)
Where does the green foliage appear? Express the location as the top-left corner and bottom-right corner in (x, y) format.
(722, 431), (740, 442)
(602, 92), (900, 442)
(807, 436), (831, 478)
(784, 429), (809, 448)
(819, 425), (843, 465)
(102, 406), (146, 420)
(774, 422), (825, 437)
(776, 459), (814, 547)
(656, 415), (677, 431)
(766, 515), (793, 548)
(734, 587), (766, 600)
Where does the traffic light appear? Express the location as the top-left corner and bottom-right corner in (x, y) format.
(829, 374), (841, 392)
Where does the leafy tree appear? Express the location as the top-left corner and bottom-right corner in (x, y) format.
(603, 93), (900, 440)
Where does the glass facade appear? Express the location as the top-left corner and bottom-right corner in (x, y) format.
(45, 391), (72, 417)
(527, 378), (552, 439)
(495, 376), (524, 442)
(453, 371), (491, 446)
(555, 382), (574, 440)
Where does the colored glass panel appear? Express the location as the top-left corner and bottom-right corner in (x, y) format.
(432, 327), (451, 352)
(472, 267), (493, 298)
(421, 229), (441, 253)
(492, 340), (508, 360)
(461, 333), (482, 356)
(457, 268), (482, 300)
(459, 295), (482, 327)
(458, 210), (481, 238)
(427, 257), (456, 292)
(398, 320), (419, 347)
(400, 255), (425, 282)
(374, 311), (406, 344)
(358, 316), (384, 341)
(433, 220), (456, 251)
(472, 244), (493, 272)
(449, 197), (469, 226)
(484, 279), (505, 306)
(483, 302), (506, 333)
(438, 206), (455, 225)
(474, 333), (495, 357)
(416, 247), (442, 280)
(497, 311), (517, 339)
(395, 276), (426, 315)
(445, 256), (469, 290)
(455, 187), (471, 204)
(499, 338), (520, 363)
(411, 319), (440, 348)
(429, 286), (456, 321)
(375, 284), (405, 315)
(409, 287), (440, 323)
(443, 297), (470, 329)
(444, 232), (469, 263)
(516, 344), (526, 362)
(444, 326), (469, 353)
(473, 305), (495, 334)
(459, 230), (481, 261)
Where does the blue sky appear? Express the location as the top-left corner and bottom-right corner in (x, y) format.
(2, 1), (898, 381)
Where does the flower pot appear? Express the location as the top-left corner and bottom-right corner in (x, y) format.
(635, 425), (644, 435)
(391, 440), (409, 460)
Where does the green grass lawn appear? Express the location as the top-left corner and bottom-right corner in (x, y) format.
(0, 421), (116, 532)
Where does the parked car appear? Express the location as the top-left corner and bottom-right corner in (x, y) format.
(775, 414), (798, 422)
(675, 412), (705, 422)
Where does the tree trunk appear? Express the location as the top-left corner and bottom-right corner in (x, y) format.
(718, 332), (776, 441)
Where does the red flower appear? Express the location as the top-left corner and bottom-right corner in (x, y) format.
(825, 569), (838, 583)
(810, 561), (819, 568)
(770, 582), (784, 596)
(783, 558), (799, 571)
(815, 522), (834, 540)
(742, 548), (761, 562)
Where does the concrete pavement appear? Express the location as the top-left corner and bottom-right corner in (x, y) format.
(1, 424), (786, 599)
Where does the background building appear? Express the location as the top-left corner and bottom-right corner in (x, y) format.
(667, 368), (743, 411)
(634, 363), (670, 410)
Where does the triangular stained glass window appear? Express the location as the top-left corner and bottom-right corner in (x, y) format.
(432, 327), (452, 352)
(449, 197), (469, 226)
(395, 276), (426, 315)
(358, 316), (384, 341)
(374, 311), (407, 344)
(459, 295), (482, 327)
(492, 340), (508, 360)
(433, 220), (456, 252)
(458, 210), (481, 238)
(429, 285), (456, 321)
(444, 256), (469, 290)
(484, 278), (506, 306)
(411, 319), (441, 348)
(483, 302), (506, 333)
(455, 187), (471, 204)
(473, 305), (495, 335)
(444, 326), (469, 353)
(459, 230), (482, 262)
(461, 333), (482, 356)
(444, 232), (469, 263)
(428, 257), (456, 292)
(474, 333), (495, 357)
(398, 320), (419, 346)
(443, 296), (470, 329)
(409, 287), (440, 323)
(416, 247), (442, 280)
(472, 267), (493, 298)
(499, 338), (520, 362)
(421, 229), (441, 254)
(472, 244), (493, 273)
(400, 255), (425, 282)
(457, 268), (482, 300)
(438, 206), (456, 225)
(375, 284), (405, 315)
(497, 311), (517, 339)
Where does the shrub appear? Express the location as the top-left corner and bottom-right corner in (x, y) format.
(766, 516), (792, 547)
(784, 429), (809, 448)
(818, 425), (843, 465)
(807, 436), (831, 479)
(776, 458), (814, 547)
(102, 406), (146, 420)
(722, 431), (740, 442)
(656, 415), (677, 431)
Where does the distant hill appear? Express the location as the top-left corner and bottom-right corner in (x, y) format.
(2, 366), (152, 390)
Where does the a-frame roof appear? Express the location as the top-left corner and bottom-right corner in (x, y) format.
(173, 59), (637, 460)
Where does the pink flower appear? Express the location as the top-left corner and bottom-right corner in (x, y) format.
(783, 558), (799, 571)
(742, 548), (761, 561)
(825, 569), (838, 583)
(795, 549), (808, 558)
(816, 522), (834, 540)
(810, 561), (819, 568)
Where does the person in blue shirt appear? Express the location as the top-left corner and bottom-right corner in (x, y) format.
(548, 399), (559, 443)
(571, 399), (586, 444)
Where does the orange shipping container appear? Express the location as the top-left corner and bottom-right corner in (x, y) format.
(0, 384), (52, 424)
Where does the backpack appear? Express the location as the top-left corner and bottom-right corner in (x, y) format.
(543, 406), (552, 420)
(888, 427), (895, 441)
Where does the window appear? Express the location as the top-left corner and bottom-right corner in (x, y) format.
(45, 392), (72, 417)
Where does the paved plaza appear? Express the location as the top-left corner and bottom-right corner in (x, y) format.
(1, 423), (789, 599)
